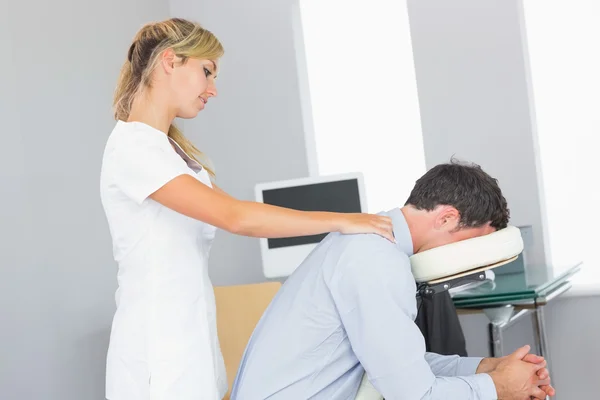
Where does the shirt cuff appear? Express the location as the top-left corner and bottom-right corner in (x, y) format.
(472, 373), (498, 399)
(456, 357), (485, 376)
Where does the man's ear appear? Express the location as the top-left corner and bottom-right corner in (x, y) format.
(433, 206), (461, 232)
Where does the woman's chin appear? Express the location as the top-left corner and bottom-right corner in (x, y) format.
(178, 108), (202, 119)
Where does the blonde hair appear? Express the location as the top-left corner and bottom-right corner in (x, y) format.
(113, 18), (224, 178)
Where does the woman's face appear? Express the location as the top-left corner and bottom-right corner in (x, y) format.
(170, 57), (218, 119)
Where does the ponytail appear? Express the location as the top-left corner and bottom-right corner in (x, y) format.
(113, 18), (222, 181)
(113, 59), (138, 122)
(168, 124), (215, 179)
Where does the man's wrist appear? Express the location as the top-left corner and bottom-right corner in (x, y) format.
(476, 357), (498, 374)
(474, 371), (500, 399)
(488, 369), (503, 397)
(455, 357), (488, 376)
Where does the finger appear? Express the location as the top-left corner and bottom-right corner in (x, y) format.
(377, 219), (393, 231)
(537, 368), (549, 379)
(530, 386), (548, 399)
(511, 345), (531, 360)
(541, 384), (556, 396)
(377, 226), (396, 243)
(523, 353), (545, 364)
(531, 359), (547, 370)
(376, 223), (395, 243)
(375, 216), (392, 224)
(535, 377), (551, 386)
(379, 219), (394, 233)
(380, 216), (392, 224)
(384, 232), (396, 243)
(529, 360), (547, 373)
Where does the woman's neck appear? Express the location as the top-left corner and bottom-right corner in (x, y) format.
(127, 91), (174, 134)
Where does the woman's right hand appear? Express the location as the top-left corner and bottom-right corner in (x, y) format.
(336, 213), (395, 243)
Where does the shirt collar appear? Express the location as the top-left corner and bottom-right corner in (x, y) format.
(385, 207), (414, 257)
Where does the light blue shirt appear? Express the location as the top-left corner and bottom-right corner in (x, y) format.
(231, 208), (497, 399)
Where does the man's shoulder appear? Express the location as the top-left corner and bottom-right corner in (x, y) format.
(331, 233), (412, 279)
(327, 233), (418, 309)
(341, 233), (410, 260)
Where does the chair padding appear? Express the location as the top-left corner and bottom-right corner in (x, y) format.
(355, 373), (383, 400)
(409, 225), (524, 283)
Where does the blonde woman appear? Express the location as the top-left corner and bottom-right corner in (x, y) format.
(100, 18), (393, 400)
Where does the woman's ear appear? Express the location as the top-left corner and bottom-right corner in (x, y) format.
(160, 48), (178, 73)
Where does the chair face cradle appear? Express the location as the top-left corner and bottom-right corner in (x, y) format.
(410, 226), (524, 283)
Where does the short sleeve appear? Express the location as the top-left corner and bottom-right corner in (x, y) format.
(113, 129), (192, 205)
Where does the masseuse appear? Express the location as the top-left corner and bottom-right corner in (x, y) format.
(99, 18), (394, 400)
(232, 160), (556, 400)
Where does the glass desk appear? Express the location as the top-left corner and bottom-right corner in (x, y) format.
(451, 262), (582, 400)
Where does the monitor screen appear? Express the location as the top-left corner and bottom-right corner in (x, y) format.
(261, 178), (362, 249)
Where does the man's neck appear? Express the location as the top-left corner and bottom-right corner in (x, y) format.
(400, 206), (428, 254)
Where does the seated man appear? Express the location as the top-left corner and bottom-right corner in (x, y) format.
(231, 160), (554, 400)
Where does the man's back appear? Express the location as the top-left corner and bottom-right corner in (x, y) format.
(231, 210), (414, 399)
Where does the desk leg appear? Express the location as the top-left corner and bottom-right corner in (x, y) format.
(489, 322), (504, 357)
(532, 305), (552, 400)
(532, 306), (551, 363)
(485, 308), (531, 358)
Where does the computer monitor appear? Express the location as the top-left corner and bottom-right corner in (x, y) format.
(255, 172), (367, 279)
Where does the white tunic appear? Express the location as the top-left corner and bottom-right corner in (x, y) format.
(100, 120), (227, 400)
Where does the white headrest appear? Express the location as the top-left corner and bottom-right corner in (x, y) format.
(409, 225), (524, 283)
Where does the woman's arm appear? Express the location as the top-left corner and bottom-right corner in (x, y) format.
(212, 183), (234, 198)
(150, 174), (394, 241)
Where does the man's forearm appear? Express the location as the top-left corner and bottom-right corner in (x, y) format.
(475, 357), (498, 374)
(425, 353), (486, 377)
(418, 374), (497, 399)
(373, 373), (498, 400)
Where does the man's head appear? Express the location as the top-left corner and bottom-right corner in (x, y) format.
(402, 158), (510, 253)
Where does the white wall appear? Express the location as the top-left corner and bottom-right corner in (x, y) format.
(406, 0), (549, 270)
(297, 0), (427, 214)
(170, 0), (312, 286)
(0, 1), (171, 399)
(521, 0), (600, 276)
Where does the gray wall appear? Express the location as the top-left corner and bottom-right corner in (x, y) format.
(170, 0), (311, 286)
(0, 0), (171, 399)
(460, 294), (600, 398)
(407, 0), (549, 270)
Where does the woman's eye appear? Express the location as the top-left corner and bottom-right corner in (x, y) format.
(204, 67), (212, 77)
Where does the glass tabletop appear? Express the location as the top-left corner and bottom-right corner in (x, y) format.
(452, 262), (582, 308)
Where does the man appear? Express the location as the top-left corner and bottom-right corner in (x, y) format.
(231, 160), (555, 399)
